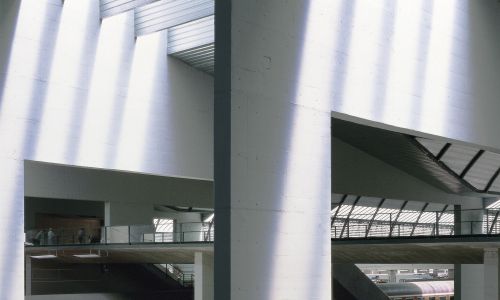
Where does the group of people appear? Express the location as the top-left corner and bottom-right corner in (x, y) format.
(32, 228), (57, 245)
(30, 227), (90, 245)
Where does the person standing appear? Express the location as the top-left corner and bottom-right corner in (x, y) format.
(77, 228), (85, 244)
(47, 228), (56, 245)
(34, 229), (44, 245)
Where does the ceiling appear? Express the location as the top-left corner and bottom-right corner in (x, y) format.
(332, 118), (478, 195)
(100, 0), (215, 75)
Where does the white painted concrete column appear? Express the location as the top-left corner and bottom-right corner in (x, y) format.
(448, 268), (454, 279)
(484, 248), (499, 300)
(194, 252), (214, 300)
(459, 264), (484, 300)
(459, 202), (485, 235)
(455, 203), (485, 300)
(461, 210), (484, 234)
(214, 1), (334, 299)
(388, 270), (397, 283)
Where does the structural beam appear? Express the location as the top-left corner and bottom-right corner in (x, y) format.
(436, 143), (452, 161)
(489, 210), (500, 234)
(410, 203), (429, 236)
(340, 196), (361, 238)
(365, 198), (385, 237)
(485, 167), (500, 192)
(331, 194), (347, 227)
(432, 205), (449, 235)
(460, 150), (484, 178)
(389, 201), (408, 237)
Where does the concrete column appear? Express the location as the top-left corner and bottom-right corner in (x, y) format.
(448, 268), (454, 279)
(459, 202), (485, 235)
(460, 264), (484, 300)
(484, 248), (499, 300)
(454, 205), (462, 235)
(456, 202), (485, 300)
(25, 256), (31, 296)
(214, 1), (334, 299)
(461, 210), (484, 234)
(195, 252), (214, 300)
(388, 270), (397, 283)
(431, 269), (438, 278)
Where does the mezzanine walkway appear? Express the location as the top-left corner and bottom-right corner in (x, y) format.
(25, 234), (500, 265)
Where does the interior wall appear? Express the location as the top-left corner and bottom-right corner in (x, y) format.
(328, 1), (500, 152)
(25, 161), (213, 208)
(0, 0), (213, 297)
(104, 202), (202, 226)
(25, 197), (103, 230)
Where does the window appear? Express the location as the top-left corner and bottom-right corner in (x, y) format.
(153, 218), (174, 242)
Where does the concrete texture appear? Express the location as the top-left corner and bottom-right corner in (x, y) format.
(26, 243), (212, 264)
(194, 252), (213, 300)
(484, 248), (499, 300)
(460, 264), (484, 300)
(0, 1), (213, 297)
(333, 264), (389, 300)
(25, 161), (213, 209)
(332, 237), (500, 264)
(329, 1), (500, 153)
(2, 0), (500, 298)
(214, 0), (333, 299)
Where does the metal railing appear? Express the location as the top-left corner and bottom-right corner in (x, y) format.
(166, 264), (194, 287)
(331, 208), (500, 239)
(25, 222), (214, 247)
(331, 220), (455, 239)
(25, 208), (500, 245)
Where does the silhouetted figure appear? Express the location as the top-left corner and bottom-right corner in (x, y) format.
(77, 228), (85, 244)
(47, 228), (56, 245)
(33, 230), (44, 246)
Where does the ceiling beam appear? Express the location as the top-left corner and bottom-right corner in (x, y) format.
(460, 150), (485, 178)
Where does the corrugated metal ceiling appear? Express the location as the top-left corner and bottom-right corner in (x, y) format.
(100, 0), (215, 75)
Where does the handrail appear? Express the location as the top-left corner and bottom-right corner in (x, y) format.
(24, 208), (500, 246)
(25, 222), (214, 247)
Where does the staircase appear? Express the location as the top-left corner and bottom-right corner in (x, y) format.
(155, 264), (194, 288)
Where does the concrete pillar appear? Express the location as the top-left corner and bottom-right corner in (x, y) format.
(388, 270), (397, 283)
(454, 205), (462, 235)
(195, 252), (214, 300)
(455, 202), (485, 300)
(431, 269), (438, 277)
(459, 264), (483, 300)
(484, 248), (499, 300)
(25, 256), (31, 296)
(461, 210), (484, 234)
(459, 202), (485, 235)
(214, 1), (333, 299)
(448, 268), (454, 279)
